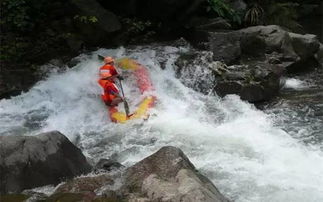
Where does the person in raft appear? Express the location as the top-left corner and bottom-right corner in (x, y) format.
(98, 56), (124, 107)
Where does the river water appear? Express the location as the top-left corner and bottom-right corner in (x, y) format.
(0, 45), (322, 202)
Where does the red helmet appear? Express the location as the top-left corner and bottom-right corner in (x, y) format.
(104, 56), (114, 64)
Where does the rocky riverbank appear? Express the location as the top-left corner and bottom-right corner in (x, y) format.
(0, 131), (229, 202)
(176, 25), (322, 103)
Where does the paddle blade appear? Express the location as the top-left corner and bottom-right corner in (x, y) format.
(98, 55), (105, 61)
(124, 100), (130, 117)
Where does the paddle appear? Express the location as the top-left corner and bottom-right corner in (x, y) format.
(98, 54), (105, 61)
(118, 78), (130, 117)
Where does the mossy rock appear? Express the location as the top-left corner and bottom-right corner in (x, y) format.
(45, 193), (85, 202)
(92, 197), (121, 202)
(44, 193), (122, 202)
(0, 194), (30, 202)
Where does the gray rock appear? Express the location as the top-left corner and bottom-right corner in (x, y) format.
(0, 131), (92, 194)
(215, 81), (243, 97)
(175, 51), (217, 94)
(239, 25), (296, 56)
(54, 174), (114, 193)
(286, 57), (320, 73)
(214, 63), (281, 102)
(240, 32), (266, 57)
(94, 158), (124, 172)
(315, 43), (323, 64)
(289, 33), (320, 59)
(0, 68), (35, 99)
(122, 146), (230, 202)
(209, 31), (241, 64)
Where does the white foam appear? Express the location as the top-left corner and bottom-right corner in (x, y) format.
(283, 78), (309, 90)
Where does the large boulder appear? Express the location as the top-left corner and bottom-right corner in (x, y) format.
(122, 146), (230, 202)
(54, 174), (114, 194)
(288, 33), (320, 59)
(206, 25), (321, 73)
(317, 43), (323, 64)
(209, 31), (241, 65)
(239, 25), (296, 56)
(240, 32), (267, 57)
(70, 0), (121, 33)
(68, 0), (121, 46)
(0, 131), (92, 194)
(0, 68), (35, 99)
(214, 62), (282, 102)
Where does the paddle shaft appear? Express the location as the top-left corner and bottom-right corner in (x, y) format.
(118, 78), (130, 117)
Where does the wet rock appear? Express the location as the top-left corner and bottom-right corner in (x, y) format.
(45, 193), (88, 202)
(175, 51), (217, 94)
(239, 25), (296, 56)
(215, 81), (242, 97)
(0, 131), (92, 194)
(286, 56), (320, 73)
(122, 146), (230, 202)
(240, 33), (266, 57)
(0, 68), (35, 99)
(209, 31), (241, 65)
(65, 36), (84, 53)
(94, 158), (124, 172)
(21, 190), (48, 202)
(54, 174), (114, 193)
(316, 43), (323, 64)
(289, 33), (320, 59)
(48, 59), (65, 67)
(214, 63), (281, 102)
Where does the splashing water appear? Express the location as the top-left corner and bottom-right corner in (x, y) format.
(283, 78), (309, 90)
(1, 45), (323, 202)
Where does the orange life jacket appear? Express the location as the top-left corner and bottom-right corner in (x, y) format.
(99, 64), (118, 78)
(98, 79), (120, 103)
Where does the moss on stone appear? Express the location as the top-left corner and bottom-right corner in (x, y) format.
(0, 194), (30, 202)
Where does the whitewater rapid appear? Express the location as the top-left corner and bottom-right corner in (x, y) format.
(1, 45), (323, 202)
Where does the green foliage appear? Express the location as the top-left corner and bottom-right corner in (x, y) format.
(0, 0), (49, 64)
(244, 3), (264, 26)
(120, 18), (157, 43)
(266, 2), (301, 30)
(1, 0), (31, 32)
(73, 15), (98, 24)
(1, 0), (48, 32)
(121, 18), (153, 33)
(207, 0), (242, 24)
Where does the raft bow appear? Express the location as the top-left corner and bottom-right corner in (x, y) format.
(108, 58), (156, 123)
